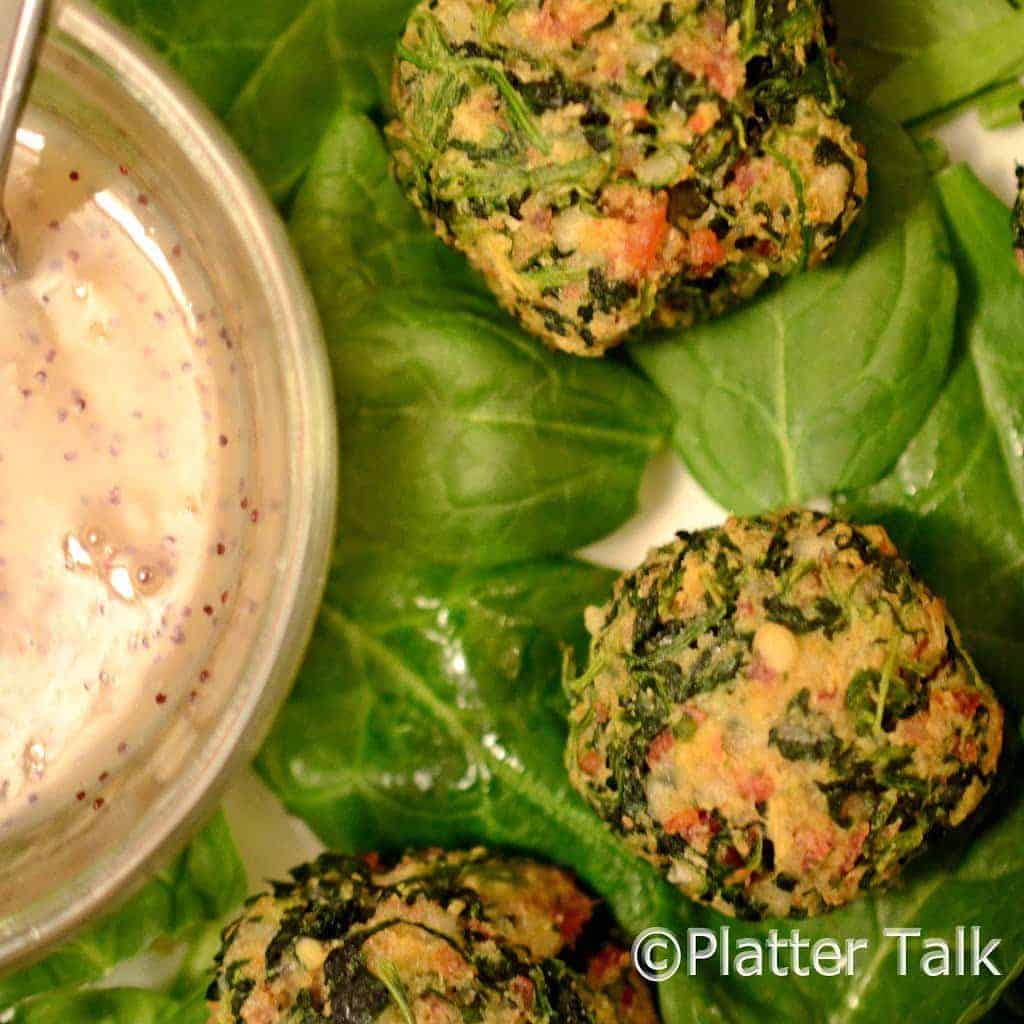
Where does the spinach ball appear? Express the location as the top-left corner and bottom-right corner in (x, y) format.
(387, 0), (868, 356)
(565, 510), (1004, 919)
(207, 848), (658, 1023)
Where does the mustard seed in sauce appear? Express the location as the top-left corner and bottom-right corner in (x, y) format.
(0, 116), (246, 824)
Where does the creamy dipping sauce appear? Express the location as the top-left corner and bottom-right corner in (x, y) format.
(0, 116), (247, 827)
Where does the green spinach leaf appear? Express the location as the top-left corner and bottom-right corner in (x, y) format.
(832, 0), (1021, 103)
(993, 977), (1024, 1020)
(96, 0), (302, 118)
(868, 10), (1024, 125)
(224, 0), (416, 199)
(9, 987), (206, 1024)
(841, 165), (1024, 715)
(257, 544), (621, 852)
(288, 111), (484, 323)
(324, 288), (671, 565)
(977, 81), (1024, 131)
(97, 0), (415, 199)
(0, 813), (245, 1008)
(632, 107), (956, 515)
(292, 111), (670, 565)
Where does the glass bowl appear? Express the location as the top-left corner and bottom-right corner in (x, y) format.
(0, 0), (337, 973)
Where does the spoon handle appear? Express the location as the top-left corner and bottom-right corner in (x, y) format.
(0, 0), (49, 274)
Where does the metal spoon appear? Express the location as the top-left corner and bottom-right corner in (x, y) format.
(0, 0), (49, 278)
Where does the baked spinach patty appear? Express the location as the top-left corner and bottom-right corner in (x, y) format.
(565, 510), (1004, 919)
(207, 848), (657, 1023)
(387, 0), (868, 355)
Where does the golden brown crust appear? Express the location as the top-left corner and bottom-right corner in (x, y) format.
(207, 848), (659, 1023)
(566, 510), (1004, 918)
(388, 0), (867, 355)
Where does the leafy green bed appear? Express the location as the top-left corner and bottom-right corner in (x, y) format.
(4, 0), (1024, 1021)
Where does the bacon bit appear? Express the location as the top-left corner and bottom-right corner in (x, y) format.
(511, 975), (535, 1007)
(954, 736), (979, 765)
(912, 634), (930, 659)
(840, 823), (870, 874)
(646, 728), (675, 768)
(688, 228), (725, 274)
(433, 944), (472, 982)
(709, 731), (724, 761)
(587, 946), (627, 988)
(663, 806), (720, 849)
(737, 772), (774, 803)
(721, 845), (744, 868)
(555, 891), (594, 944)
(683, 704), (708, 724)
(703, 61), (735, 99)
(797, 828), (834, 869)
(756, 239), (776, 258)
(663, 807), (700, 835)
(362, 851), (383, 872)
(816, 682), (839, 703)
(418, 994), (462, 1024)
(579, 749), (603, 776)
(531, 0), (611, 44)
(688, 110), (711, 134)
(595, 700), (610, 724)
(733, 158), (759, 192)
(704, 11), (727, 37)
(687, 101), (720, 136)
(895, 711), (930, 746)
(623, 193), (670, 278)
(624, 100), (649, 121)
(951, 690), (982, 719)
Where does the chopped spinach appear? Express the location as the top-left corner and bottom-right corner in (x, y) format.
(769, 688), (842, 761)
(846, 667), (929, 735)
(324, 942), (390, 1024)
(764, 595), (846, 637)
